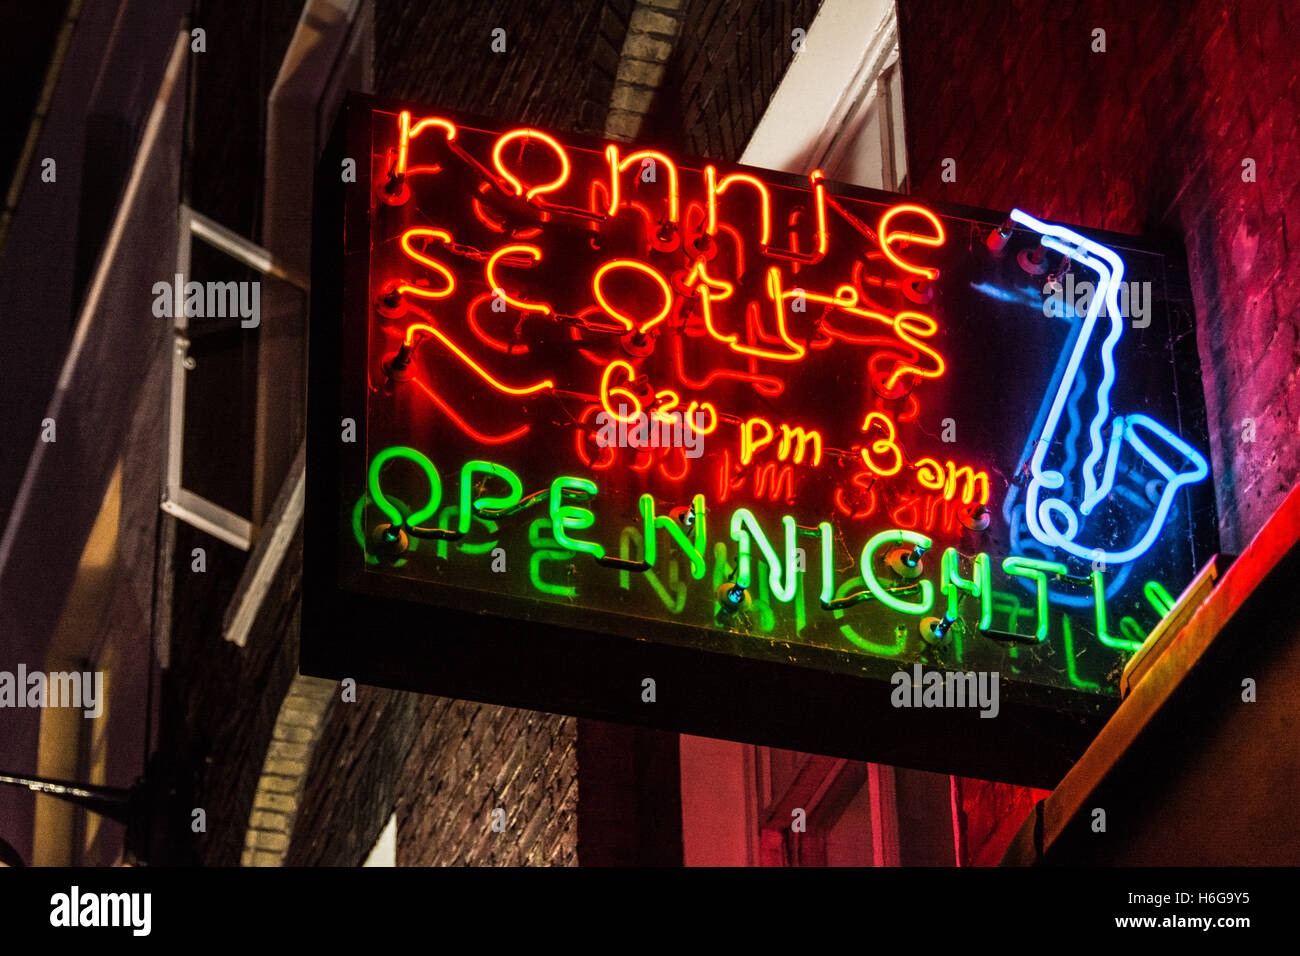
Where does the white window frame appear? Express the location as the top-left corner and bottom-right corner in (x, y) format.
(740, 0), (906, 188)
(220, 0), (374, 645)
(163, 205), (309, 551)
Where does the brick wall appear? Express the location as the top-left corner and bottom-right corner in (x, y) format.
(393, 702), (578, 866)
(641, 0), (821, 159)
(605, 0), (686, 141)
(375, 0), (634, 137)
(283, 688), (577, 866)
(897, 0), (1296, 865)
(898, 0), (1299, 555)
(284, 684), (423, 865)
(166, 525), (303, 866)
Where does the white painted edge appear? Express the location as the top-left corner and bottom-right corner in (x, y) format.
(362, 813), (398, 867)
(222, 448), (305, 646)
(740, 0), (897, 175)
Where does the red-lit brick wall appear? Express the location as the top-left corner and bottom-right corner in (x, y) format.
(898, 0), (1298, 555)
(898, 0), (1297, 864)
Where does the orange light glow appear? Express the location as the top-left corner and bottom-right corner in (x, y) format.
(492, 128), (571, 201)
(591, 259), (673, 334)
(834, 472), (878, 520)
(484, 244), (551, 315)
(788, 282), (862, 310)
(878, 203), (946, 280)
(604, 146), (680, 223)
(889, 494), (963, 535)
(396, 228), (457, 300)
(684, 400), (719, 436)
(465, 292), (528, 355)
(757, 463), (796, 502)
(809, 169), (829, 256)
(575, 404), (617, 470)
(717, 221), (746, 276)
(778, 424), (823, 466)
(913, 458), (990, 505)
(649, 388), (681, 421)
(404, 317), (553, 396)
(599, 360), (644, 424)
(886, 310), (947, 389)
(658, 447), (690, 482)
(670, 336), (784, 397)
(860, 411), (904, 477)
(470, 197), (507, 233)
(706, 167), (772, 246)
(721, 267), (805, 362)
(681, 257), (738, 346)
(741, 417), (775, 466)
(760, 169), (828, 264)
(412, 377), (529, 445)
(396, 111), (457, 177)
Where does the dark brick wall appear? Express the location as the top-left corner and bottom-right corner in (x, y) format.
(284, 684), (422, 865)
(166, 526), (303, 866)
(642, 0), (822, 160)
(283, 689), (576, 866)
(898, 0), (1299, 554)
(374, 0), (633, 136)
(393, 701), (578, 866)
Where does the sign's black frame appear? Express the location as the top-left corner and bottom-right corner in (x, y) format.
(302, 93), (1218, 788)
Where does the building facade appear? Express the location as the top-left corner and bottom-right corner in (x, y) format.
(0, 0), (1293, 867)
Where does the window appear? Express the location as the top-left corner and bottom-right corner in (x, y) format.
(163, 207), (309, 550)
(740, 0), (905, 187)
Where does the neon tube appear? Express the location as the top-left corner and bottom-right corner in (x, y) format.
(458, 461), (523, 533)
(730, 509), (800, 602)
(878, 204), (945, 280)
(484, 244), (551, 315)
(492, 128), (571, 201)
(941, 549), (993, 631)
(1001, 556), (1067, 643)
(861, 530), (933, 615)
(368, 446), (441, 529)
(549, 476), (605, 559)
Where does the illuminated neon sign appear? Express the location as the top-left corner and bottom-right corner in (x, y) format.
(304, 96), (1218, 784)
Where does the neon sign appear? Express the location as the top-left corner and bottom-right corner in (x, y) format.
(305, 97), (1218, 783)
